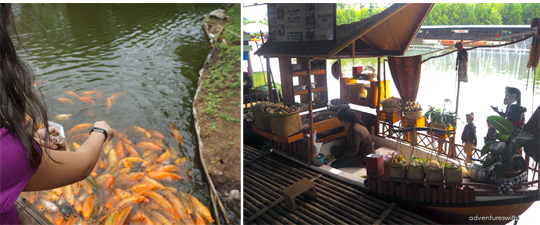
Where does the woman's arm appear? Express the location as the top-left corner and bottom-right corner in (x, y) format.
(23, 121), (113, 192)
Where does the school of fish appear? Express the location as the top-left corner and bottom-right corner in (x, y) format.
(20, 120), (209, 225)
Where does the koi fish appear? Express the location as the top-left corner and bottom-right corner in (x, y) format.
(130, 183), (159, 193)
(79, 97), (95, 106)
(172, 122), (184, 145)
(135, 142), (162, 151)
(195, 212), (206, 225)
(80, 91), (96, 95)
(90, 171), (97, 178)
(145, 164), (160, 174)
(103, 141), (114, 155)
(115, 196), (145, 209)
(67, 123), (93, 134)
(174, 157), (187, 165)
(34, 202), (45, 212)
(54, 213), (65, 225)
(32, 80), (47, 88)
(189, 194), (214, 223)
(73, 142), (80, 150)
(115, 206), (132, 225)
(81, 180), (93, 195)
(72, 182), (81, 196)
(55, 114), (72, 121)
(116, 140), (125, 157)
(157, 149), (173, 163)
(142, 176), (166, 190)
(63, 185), (75, 206)
(157, 165), (181, 173)
(128, 126), (151, 138)
(117, 172), (144, 185)
(114, 168), (131, 178)
(96, 174), (113, 189)
(179, 193), (193, 215)
(105, 211), (119, 225)
(151, 211), (173, 225)
(104, 202), (113, 213)
(106, 97), (113, 114)
(163, 191), (189, 220)
(149, 129), (164, 139)
(131, 211), (152, 224)
(58, 198), (74, 220)
(108, 148), (118, 168)
(142, 191), (176, 217)
(25, 191), (39, 204)
(118, 157), (143, 166)
(143, 149), (158, 158)
(98, 155), (107, 170)
(114, 189), (132, 199)
(52, 188), (64, 197)
(43, 213), (53, 222)
(64, 91), (79, 98)
(41, 199), (59, 212)
(65, 215), (78, 225)
(147, 171), (184, 182)
(110, 92), (126, 101)
(82, 194), (95, 220)
(41, 191), (60, 202)
(57, 98), (74, 106)
(124, 143), (141, 158)
(73, 199), (83, 213)
(142, 154), (158, 167)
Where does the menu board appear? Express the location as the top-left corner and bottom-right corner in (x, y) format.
(267, 3), (336, 42)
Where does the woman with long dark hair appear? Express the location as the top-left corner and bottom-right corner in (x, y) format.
(330, 108), (375, 169)
(0, 4), (113, 223)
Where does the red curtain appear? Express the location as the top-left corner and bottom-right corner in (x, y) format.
(387, 55), (422, 102)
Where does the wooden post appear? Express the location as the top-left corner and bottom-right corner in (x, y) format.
(419, 186), (425, 202)
(451, 81), (462, 157)
(438, 185), (444, 203)
(452, 187), (458, 204)
(308, 58), (314, 162)
(266, 57), (274, 102)
(377, 57), (382, 135)
(389, 181), (395, 197)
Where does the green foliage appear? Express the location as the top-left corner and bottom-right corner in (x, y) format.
(220, 113), (240, 123)
(336, 3), (389, 26)
(481, 117), (537, 182)
(424, 106), (458, 129)
(424, 3), (540, 25)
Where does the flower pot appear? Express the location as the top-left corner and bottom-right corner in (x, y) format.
(425, 168), (444, 182)
(390, 164), (407, 179)
(407, 164), (425, 180)
(403, 111), (423, 120)
(444, 166), (463, 183)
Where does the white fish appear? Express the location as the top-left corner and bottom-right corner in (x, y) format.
(41, 199), (58, 212)
(55, 114), (72, 121)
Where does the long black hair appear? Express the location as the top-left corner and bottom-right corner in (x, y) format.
(1, 3), (52, 170)
(336, 107), (365, 126)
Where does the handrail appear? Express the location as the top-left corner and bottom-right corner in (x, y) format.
(372, 175), (540, 189)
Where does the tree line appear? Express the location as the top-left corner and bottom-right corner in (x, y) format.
(337, 3), (540, 26)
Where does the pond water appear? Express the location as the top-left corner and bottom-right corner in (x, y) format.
(13, 3), (238, 224)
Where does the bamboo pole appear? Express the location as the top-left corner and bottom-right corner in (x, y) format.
(308, 57), (314, 163)
(266, 57), (274, 102)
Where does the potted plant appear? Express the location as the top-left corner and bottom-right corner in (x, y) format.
(390, 155), (407, 179)
(444, 161), (463, 183)
(400, 101), (423, 120)
(407, 156), (425, 180)
(424, 99), (457, 138)
(481, 116), (537, 182)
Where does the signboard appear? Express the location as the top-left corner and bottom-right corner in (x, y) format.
(267, 3), (336, 42)
(452, 30), (469, 33)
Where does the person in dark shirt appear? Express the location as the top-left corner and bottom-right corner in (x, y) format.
(329, 108), (375, 169)
(455, 41), (468, 82)
(461, 113), (477, 163)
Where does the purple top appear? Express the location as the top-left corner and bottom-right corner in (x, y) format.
(0, 127), (40, 224)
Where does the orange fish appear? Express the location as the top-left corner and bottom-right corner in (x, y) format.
(147, 171), (184, 182)
(74, 199), (83, 213)
(80, 91), (96, 95)
(73, 142), (80, 150)
(166, 187), (178, 193)
(32, 80), (47, 88)
(115, 196), (145, 209)
(143, 149), (158, 158)
(72, 182), (81, 196)
(179, 193), (193, 215)
(103, 141), (114, 155)
(128, 126), (151, 138)
(55, 114), (72, 121)
(145, 164), (160, 174)
(121, 137), (132, 144)
(142, 176), (166, 190)
(110, 92), (126, 101)
(174, 157), (187, 165)
(81, 180), (93, 195)
(172, 122), (184, 145)
(106, 211), (119, 225)
(79, 97), (95, 106)
(66, 215), (79, 225)
(54, 213), (65, 225)
(163, 191), (189, 220)
(96, 174), (113, 188)
(106, 97), (114, 114)
(82, 194), (95, 220)
(151, 211), (173, 225)
(116, 140), (125, 157)
(114, 168), (131, 178)
(34, 202), (45, 212)
(63, 185), (75, 206)
(131, 211), (153, 224)
(115, 206), (132, 225)
(118, 157), (143, 165)
(189, 194), (214, 223)
(108, 148), (118, 168)
(41, 191), (60, 202)
(142, 154), (158, 167)
(65, 91), (79, 98)
(130, 183), (159, 193)
(135, 142), (162, 151)
(114, 189), (132, 199)
(117, 172), (144, 185)
(43, 213), (53, 222)
(195, 213), (206, 225)
(142, 191), (176, 216)
(68, 123), (93, 134)
(98, 155), (108, 170)
(52, 188), (64, 197)
(149, 129), (164, 139)
(157, 149), (173, 163)
(157, 165), (181, 173)
(90, 171), (97, 178)
(57, 98), (74, 106)
(124, 143), (141, 158)
(104, 202), (113, 213)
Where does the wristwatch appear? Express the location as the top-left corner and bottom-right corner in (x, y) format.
(89, 127), (108, 142)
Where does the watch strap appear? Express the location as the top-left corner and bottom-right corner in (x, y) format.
(89, 127), (108, 142)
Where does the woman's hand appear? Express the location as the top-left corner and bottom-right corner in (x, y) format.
(34, 127), (59, 150)
(94, 121), (114, 141)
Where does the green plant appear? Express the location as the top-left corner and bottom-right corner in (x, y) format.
(481, 116), (537, 182)
(424, 105), (457, 129)
(211, 122), (217, 130)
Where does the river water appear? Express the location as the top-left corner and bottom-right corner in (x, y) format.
(13, 3), (238, 224)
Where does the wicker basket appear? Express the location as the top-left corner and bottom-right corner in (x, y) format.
(444, 167), (463, 183)
(382, 106), (400, 113)
(425, 168), (444, 182)
(269, 113), (303, 137)
(407, 165), (425, 180)
(403, 111), (423, 120)
(252, 108), (271, 131)
(390, 164), (407, 179)
(346, 83), (365, 99)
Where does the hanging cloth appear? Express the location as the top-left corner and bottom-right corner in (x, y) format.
(387, 55), (422, 102)
(527, 31), (540, 68)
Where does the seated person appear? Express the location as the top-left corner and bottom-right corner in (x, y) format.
(330, 108), (375, 169)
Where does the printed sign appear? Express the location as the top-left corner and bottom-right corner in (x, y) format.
(267, 3), (335, 42)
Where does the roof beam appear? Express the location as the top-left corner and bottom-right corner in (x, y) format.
(386, 20), (402, 53)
